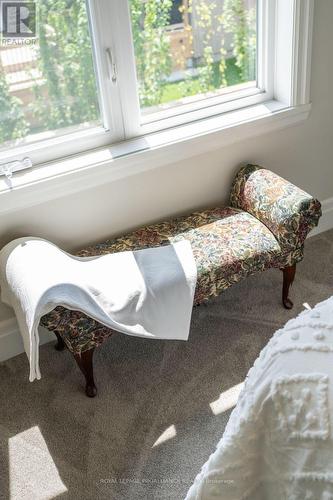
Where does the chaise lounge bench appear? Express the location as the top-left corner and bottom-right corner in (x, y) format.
(40, 164), (322, 397)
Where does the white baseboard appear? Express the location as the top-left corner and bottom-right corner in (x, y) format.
(0, 317), (54, 363)
(1, 196), (333, 364)
(310, 197), (333, 237)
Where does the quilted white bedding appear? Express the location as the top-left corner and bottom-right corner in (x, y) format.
(186, 296), (333, 500)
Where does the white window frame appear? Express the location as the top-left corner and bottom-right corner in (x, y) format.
(0, 0), (314, 195)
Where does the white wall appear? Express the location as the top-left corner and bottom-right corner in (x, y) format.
(0, 0), (332, 323)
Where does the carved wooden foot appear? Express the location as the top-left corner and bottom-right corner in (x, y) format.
(281, 264), (296, 309)
(54, 332), (66, 351)
(74, 348), (97, 398)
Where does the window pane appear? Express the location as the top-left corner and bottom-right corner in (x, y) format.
(0, 0), (101, 152)
(129, 0), (257, 116)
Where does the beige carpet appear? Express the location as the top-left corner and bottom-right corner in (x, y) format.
(0, 229), (332, 500)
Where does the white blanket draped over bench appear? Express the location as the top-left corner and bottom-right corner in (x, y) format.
(186, 296), (333, 500)
(0, 237), (197, 382)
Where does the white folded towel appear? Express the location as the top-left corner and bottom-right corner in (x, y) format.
(0, 237), (197, 382)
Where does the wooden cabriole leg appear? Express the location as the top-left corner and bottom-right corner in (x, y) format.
(74, 348), (97, 398)
(54, 332), (66, 351)
(281, 263), (296, 309)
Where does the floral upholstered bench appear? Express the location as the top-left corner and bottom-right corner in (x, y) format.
(41, 164), (322, 397)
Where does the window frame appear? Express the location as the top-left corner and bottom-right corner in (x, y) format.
(0, 0), (314, 175)
(111, 0), (273, 137)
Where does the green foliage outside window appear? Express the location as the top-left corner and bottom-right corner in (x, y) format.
(130, 0), (173, 106)
(223, 0), (256, 81)
(0, 71), (28, 143)
(33, 0), (99, 130)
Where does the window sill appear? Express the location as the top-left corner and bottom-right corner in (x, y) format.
(0, 100), (311, 215)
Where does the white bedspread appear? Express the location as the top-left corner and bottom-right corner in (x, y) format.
(186, 296), (333, 500)
(0, 237), (197, 382)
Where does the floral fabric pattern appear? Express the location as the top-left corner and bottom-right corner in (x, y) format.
(41, 165), (321, 354)
(230, 164), (322, 265)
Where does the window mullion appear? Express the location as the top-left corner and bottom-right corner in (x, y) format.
(88, 0), (130, 142)
(110, 0), (141, 139)
(89, 0), (141, 142)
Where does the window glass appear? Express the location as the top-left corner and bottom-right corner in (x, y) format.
(129, 0), (257, 116)
(0, 0), (101, 151)
(169, 0), (183, 25)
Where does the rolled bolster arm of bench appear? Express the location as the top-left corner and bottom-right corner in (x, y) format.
(229, 164), (322, 255)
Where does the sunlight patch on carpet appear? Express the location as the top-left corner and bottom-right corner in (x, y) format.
(303, 302), (312, 310)
(210, 382), (244, 415)
(152, 425), (177, 448)
(8, 426), (67, 498)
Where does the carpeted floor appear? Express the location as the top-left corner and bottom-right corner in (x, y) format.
(0, 229), (332, 500)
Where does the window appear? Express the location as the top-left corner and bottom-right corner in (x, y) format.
(169, 0), (184, 26)
(0, 0), (315, 173)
